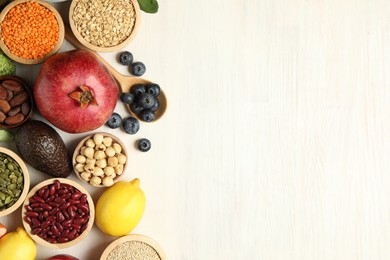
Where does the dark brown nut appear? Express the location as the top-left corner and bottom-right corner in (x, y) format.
(8, 106), (21, 116)
(5, 113), (25, 125)
(2, 80), (24, 92)
(6, 89), (13, 101)
(0, 99), (11, 113)
(0, 111), (6, 123)
(21, 102), (30, 116)
(0, 86), (7, 99)
(10, 91), (28, 107)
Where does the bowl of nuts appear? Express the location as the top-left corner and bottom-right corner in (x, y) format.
(69, 0), (140, 52)
(0, 76), (33, 128)
(73, 133), (128, 187)
(21, 178), (95, 248)
(0, 0), (65, 64)
(0, 147), (30, 217)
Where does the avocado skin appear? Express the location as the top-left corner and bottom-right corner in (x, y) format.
(15, 120), (72, 178)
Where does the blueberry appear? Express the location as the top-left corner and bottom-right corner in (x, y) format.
(131, 84), (146, 97)
(141, 109), (156, 122)
(120, 92), (135, 104)
(130, 62), (146, 76)
(137, 138), (151, 152)
(150, 98), (160, 112)
(122, 117), (140, 135)
(119, 51), (133, 66)
(130, 102), (144, 115)
(106, 112), (122, 129)
(138, 93), (155, 109)
(146, 84), (160, 97)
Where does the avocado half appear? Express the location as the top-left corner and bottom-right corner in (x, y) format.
(15, 120), (72, 178)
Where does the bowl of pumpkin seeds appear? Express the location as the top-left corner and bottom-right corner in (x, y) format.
(0, 147), (29, 217)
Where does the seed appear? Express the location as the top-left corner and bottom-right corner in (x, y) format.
(107, 241), (161, 260)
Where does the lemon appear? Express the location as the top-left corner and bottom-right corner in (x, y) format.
(96, 178), (146, 236)
(0, 227), (36, 260)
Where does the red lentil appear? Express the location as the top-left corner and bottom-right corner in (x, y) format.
(1, 1), (59, 59)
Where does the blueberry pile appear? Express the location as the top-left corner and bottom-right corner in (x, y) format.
(120, 83), (161, 122)
(119, 51), (146, 76)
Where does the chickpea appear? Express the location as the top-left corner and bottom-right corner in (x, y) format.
(85, 139), (95, 148)
(75, 163), (85, 173)
(80, 146), (87, 156)
(117, 154), (127, 165)
(84, 163), (95, 173)
(94, 150), (106, 160)
(102, 176), (114, 187)
(95, 144), (106, 151)
(86, 158), (96, 165)
(80, 171), (92, 181)
(76, 155), (86, 164)
(96, 159), (107, 168)
(104, 166), (115, 176)
(112, 143), (122, 154)
(105, 147), (116, 157)
(114, 164), (124, 175)
(93, 167), (104, 176)
(105, 169), (116, 178)
(103, 137), (112, 147)
(107, 157), (118, 167)
(93, 134), (104, 145)
(84, 147), (95, 159)
(90, 176), (102, 186)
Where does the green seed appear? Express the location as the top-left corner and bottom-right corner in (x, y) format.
(17, 176), (23, 184)
(0, 192), (5, 200)
(7, 163), (14, 171)
(4, 196), (11, 204)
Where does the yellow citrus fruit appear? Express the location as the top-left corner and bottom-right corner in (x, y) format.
(0, 227), (36, 260)
(96, 178), (146, 236)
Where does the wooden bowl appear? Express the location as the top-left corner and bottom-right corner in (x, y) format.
(100, 234), (167, 260)
(69, 0), (141, 52)
(21, 178), (95, 249)
(0, 0), (65, 64)
(0, 76), (34, 128)
(72, 132), (128, 188)
(0, 147), (30, 217)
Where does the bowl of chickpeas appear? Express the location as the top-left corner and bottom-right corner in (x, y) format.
(72, 133), (128, 188)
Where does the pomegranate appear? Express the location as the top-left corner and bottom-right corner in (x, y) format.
(34, 50), (119, 133)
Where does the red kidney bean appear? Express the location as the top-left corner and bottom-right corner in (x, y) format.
(41, 227), (50, 235)
(30, 203), (40, 208)
(81, 223), (88, 233)
(33, 195), (45, 203)
(62, 209), (70, 220)
(25, 205), (32, 211)
(58, 189), (68, 195)
(61, 219), (72, 227)
(80, 194), (87, 204)
(26, 211), (38, 218)
(31, 228), (42, 235)
(24, 216), (32, 225)
(31, 217), (40, 226)
(38, 188), (45, 197)
(29, 197), (36, 204)
(60, 202), (71, 211)
(49, 184), (56, 195)
(77, 209), (85, 216)
(74, 218), (87, 225)
(49, 202), (59, 207)
(43, 210), (49, 218)
(57, 237), (69, 243)
(43, 189), (50, 200)
(41, 220), (51, 229)
(40, 233), (47, 239)
(40, 202), (52, 211)
(62, 229), (70, 238)
(57, 211), (65, 223)
(71, 223), (81, 230)
(55, 223), (64, 233)
(47, 231), (53, 236)
(67, 206), (75, 218)
(60, 194), (71, 200)
(69, 199), (80, 205)
(48, 237), (57, 244)
(53, 180), (60, 189)
(46, 195), (55, 202)
(54, 197), (66, 205)
(68, 228), (77, 239)
(49, 207), (59, 216)
(46, 215), (56, 222)
(72, 192), (82, 200)
(33, 207), (43, 212)
(38, 212), (44, 221)
(51, 225), (61, 237)
(77, 203), (89, 214)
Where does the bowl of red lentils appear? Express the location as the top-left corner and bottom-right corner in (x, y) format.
(0, 0), (65, 64)
(21, 178), (95, 248)
(69, 0), (140, 52)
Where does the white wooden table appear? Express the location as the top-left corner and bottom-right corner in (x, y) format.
(2, 0), (390, 259)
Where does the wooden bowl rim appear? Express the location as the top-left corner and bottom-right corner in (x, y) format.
(21, 178), (95, 249)
(68, 0), (141, 52)
(0, 147), (30, 217)
(100, 234), (167, 260)
(0, 0), (65, 64)
(72, 132), (128, 188)
(0, 75), (34, 128)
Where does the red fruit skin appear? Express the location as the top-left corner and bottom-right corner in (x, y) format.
(34, 50), (119, 133)
(45, 255), (80, 260)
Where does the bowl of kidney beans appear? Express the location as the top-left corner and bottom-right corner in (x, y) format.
(21, 178), (95, 248)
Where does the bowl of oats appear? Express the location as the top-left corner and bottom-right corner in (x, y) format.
(69, 0), (140, 52)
